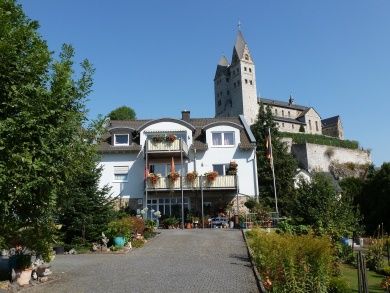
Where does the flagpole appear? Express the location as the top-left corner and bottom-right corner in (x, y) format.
(268, 127), (279, 216)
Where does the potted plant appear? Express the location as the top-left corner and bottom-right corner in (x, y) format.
(226, 161), (238, 175)
(186, 171), (198, 183)
(167, 171), (180, 183)
(165, 134), (177, 143)
(106, 218), (133, 248)
(205, 171), (218, 182)
(162, 217), (179, 229)
(152, 135), (165, 143)
(148, 173), (160, 186)
(9, 249), (32, 286)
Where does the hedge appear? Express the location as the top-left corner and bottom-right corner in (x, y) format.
(279, 132), (359, 150)
(246, 229), (335, 293)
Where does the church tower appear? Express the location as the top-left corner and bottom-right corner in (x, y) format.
(214, 30), (258, 124)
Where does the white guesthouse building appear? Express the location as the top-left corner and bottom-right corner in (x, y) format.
(98, 111), (259, 219)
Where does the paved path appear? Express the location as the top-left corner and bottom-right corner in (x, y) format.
(27, 229), (258, 293)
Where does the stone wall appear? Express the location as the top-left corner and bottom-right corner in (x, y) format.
(291, 143), (371, 172)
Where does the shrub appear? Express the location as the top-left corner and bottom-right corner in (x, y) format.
(279, 132), (359, 149)
(129, 216), (145, 235)
(380, 266), (390, 276)
(162, 217), (179, 228)
(106, 217), (134, 240)
(132, 239), (145, 248)
(328, 277), (350, 293)
(246, 229), (335, 293)
(365, 239), (384, 271)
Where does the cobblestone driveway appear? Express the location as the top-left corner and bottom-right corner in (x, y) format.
(27, 229), (258, 293)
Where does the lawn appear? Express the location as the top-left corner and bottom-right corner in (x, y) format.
(340, 263), (385, 292)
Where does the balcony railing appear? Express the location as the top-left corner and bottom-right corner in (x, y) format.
(146, 175), (236, 190)
(146, 139), (188, 155)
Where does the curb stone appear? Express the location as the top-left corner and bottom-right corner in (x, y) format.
(242, 229), (267, 293)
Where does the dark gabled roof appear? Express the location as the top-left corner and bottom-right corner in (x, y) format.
(98, 116), (256, 153)
(274, 116), (306, 125)
(322, 115), (340, 127)
(259, 97), (308, 111)
(234, 30), (247, 60)
(296, 107), (322, 120)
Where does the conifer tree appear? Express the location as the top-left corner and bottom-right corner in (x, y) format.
(251, 103), (297, 215)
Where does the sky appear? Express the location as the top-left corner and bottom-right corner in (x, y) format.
(19, 0), (390, 166)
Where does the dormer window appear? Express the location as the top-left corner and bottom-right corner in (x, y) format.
(114, 134), (129, 146)
(212, 132), (235, 146)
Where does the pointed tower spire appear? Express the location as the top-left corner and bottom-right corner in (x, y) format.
(232, 29), (249, 63)
(214, 55), (229, 79)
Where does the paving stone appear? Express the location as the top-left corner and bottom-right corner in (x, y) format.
(26, 229), (258, 293)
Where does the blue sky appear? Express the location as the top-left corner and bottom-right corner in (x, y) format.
(19, 0), (389, 166)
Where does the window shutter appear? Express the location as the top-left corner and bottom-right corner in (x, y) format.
(114, 166), (129, 174)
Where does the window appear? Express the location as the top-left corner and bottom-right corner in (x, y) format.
(237, 80), (240, 85)
(114, 134), (129, 146)
(275, 109), (278, 115)
(315, 121), (319, 131)
(249, 80), (253, 85)
(212, 132), (235, 146)
(244, 67), (247, 71)
(217, 100), (221, 106)
(114, 166), (128, 182)
(149, 163), (184, 177)
(309, 120), (312, 131)
(282, 123), (285, 127)
(245, 79), (248, 84)
(249, 68), (252, 73)
(292, 124), (294, 129)
(226, 78), (229, 82)
(282, 110), (284, 117)
(233, 82), (236, 88)
(288, 111), (291, 117)
(213, 164), (230, 175)
(227, 90), (230, 95)
(245, 54), (249, 60)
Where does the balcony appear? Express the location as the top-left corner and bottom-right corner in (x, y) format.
(146, 175), (237, 190)
(145, 139), (189, 157)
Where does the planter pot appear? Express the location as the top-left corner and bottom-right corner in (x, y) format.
(185, 223), (192, 229)
(53, 246), (64, 255)
(113, 236), (126, 248)
(16, 268), (32, 286)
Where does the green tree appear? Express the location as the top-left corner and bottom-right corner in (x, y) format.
(291, 173), (361, 239)
(0, 0), (97, 260)
(251, 103), (297, 215)
(108, 106), (136, 120)
(359, 163), (390, 234)
(56, 120), (115, 245)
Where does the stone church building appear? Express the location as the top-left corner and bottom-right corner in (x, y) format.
(214, 30), (344, 140)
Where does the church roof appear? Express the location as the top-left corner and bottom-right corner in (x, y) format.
(234, 30), (247, 60)
(259, 97), (308, 111)
(218, 55), (229, 66)
(322, 115), (340, 127)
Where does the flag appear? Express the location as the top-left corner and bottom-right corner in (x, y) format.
(144, 166), (149, 179)
(170, 157), (175, 174)
(265, 135), (272, 161)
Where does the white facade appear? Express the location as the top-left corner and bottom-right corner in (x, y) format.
(98, 116), (258, 211)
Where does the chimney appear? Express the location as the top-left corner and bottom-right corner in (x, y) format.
(181, 110), (190, 122)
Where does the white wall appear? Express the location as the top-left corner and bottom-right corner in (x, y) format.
(192, 125), (257, 196)
(98, 123), (258, 199)
(98, 152), (144, 199)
